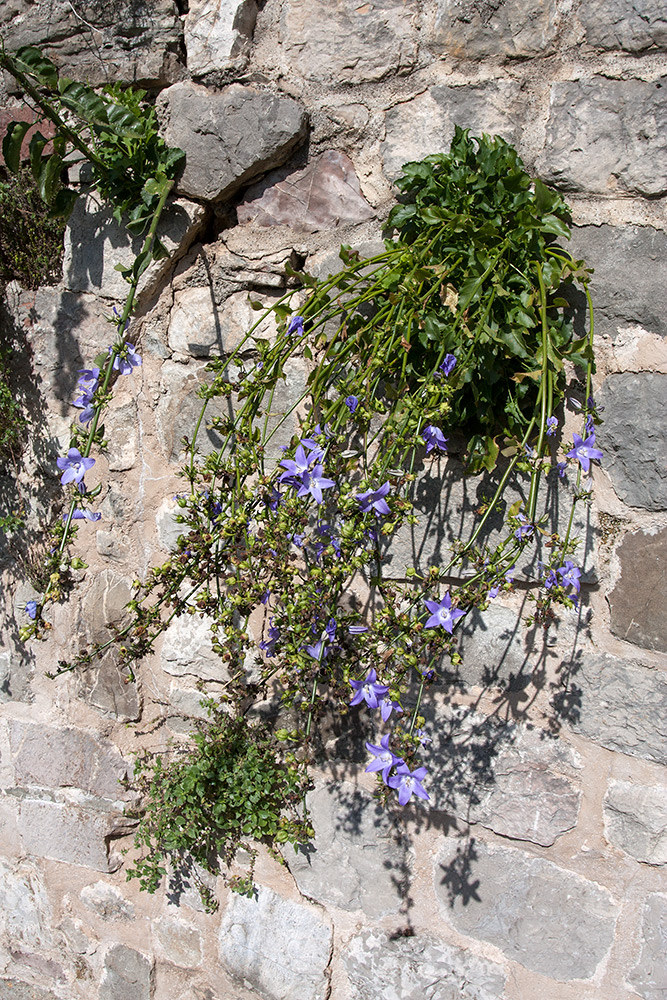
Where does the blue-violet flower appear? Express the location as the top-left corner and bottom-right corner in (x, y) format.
(423, 592), (466, 633)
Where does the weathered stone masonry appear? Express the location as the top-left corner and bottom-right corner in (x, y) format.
(0, 1), (666, 998)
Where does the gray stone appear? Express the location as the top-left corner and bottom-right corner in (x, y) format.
(238, 151), (375, 233)
(96, 530), (131, 562)
(288, 782), (409, 917)
(0, 980), (60, 1000)
(81, 569), (132, 646)
(0, 859), (53, 963)
(63, 193), (206, 302)
(279, 0), (418, 84)
(628, 895), (667, 999)
(16, 798), (128, 873)
(580, 0), (667, 52)
(218, 885), (332, 1000)
(153, 915), (202, 968)
(156, 499), (186, 551)
(570, 653), (667, 765)
(604, 780), (667, 865)
(537, 78), (667, 197)
(382, 82), (524, 181)
(161, 613), (227, 682)
(168, 685), (210, 721)
(156, 82), (307, 203)
(598, 375), (667, 511)
(79, 651), (142, 723)
(567, 225), (667, 340)
(434, 838), (616, 981)
(428, 0), (558, 58)
(80, 881), (135, 921)
(608, 527), (667, 653)
(343, 929), (506, 1000)
(8, 720), (131, 800)
(0, 0), (183, 87)
(100, 944), (154, 1000)
(185, 0), (258, 77)
(106, 397), (138, 472)
(166, 286), (279, 358)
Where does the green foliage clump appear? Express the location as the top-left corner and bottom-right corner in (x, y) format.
(126, 709), (312, 905)
(0, 166), (65, 288)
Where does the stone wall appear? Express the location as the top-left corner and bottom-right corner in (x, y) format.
(1, 2), (666, 999)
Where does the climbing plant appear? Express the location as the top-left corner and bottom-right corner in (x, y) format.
(2, 46), (601, 904)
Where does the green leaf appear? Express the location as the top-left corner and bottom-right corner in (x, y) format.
(38, 152), (63, 203)
(28, 131), (48, 182)
(2, 120), (31, 173)
(540, 214), (570, 240)
(15, 46), (59, 88)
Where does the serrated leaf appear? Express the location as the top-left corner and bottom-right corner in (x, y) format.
(15, 46), (58, 88)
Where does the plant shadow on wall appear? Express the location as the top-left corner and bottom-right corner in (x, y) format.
(1, 46), (600, 912)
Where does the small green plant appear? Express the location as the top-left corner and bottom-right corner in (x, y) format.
(126, 709), (312, 906)
(0, 166), (65, 288)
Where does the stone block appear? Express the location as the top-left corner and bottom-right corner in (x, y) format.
(218, 885), (332, 1000)
(434, 838), (616, 981)
(604, 780), (667, 865)
(106, 397), (138, 472)
(628, 894), (667, 999)
(608, 526), (667, 653)
(185, 0), (258, 77)
(537, 78), (667, 197)
(569, 653), (667, 765)
(100, 944), (154, 1000)
(598, 375), (667, 511)
(0, 0), (183, 87)
(381, 82), (524, 181)
(81, 569), (132, 647)
(580, 0), (667, 52)
(167, 286), (278, 358)
(428, 0), (558, 58)
(153, 914), (202, 968)
(80, 881), (135, 921)
(0, 859), (53, 960)
(238, 151), (374, 233)
(567, 225), (667, 341)
(16, 798), (127, 873)
(343, 929), (506, 1000)
(79, 651), (142, 723)
(160, 613), (228, 682)
(288, 781), (409, 917)
(279, 0), (418, 84)
(156, 82), (307, 202)
(63, 193), (206, 302)
(8, 720), (131, 800)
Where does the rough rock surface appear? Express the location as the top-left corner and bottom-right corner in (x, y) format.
(288, 782), (409, 916)
(153, 915), (202, 968)
(185, 0), (258, 77)
(428, 0), (558, 58)
(99, 944), (154, 1000)
(343, 929), (506, 1000)
(156, 82), (307, 202)
(238, 151), (375, 232)
(608, 527), (667, 653)
(434, 839), (617, 981)
(218, 886), (332, 1000)
(80, 881), (136, 921)
(538, 78), (667, 197)
(604, 780), (667, 865)
(160, 613), (227, 682)
(569, 653), (667, 764)
(580, 0), (667, 52)
(382, 81), (524, 181)
(0, 0), (183, 86)
(597, 375), (667, 511)
(628, 894), (667, 999)
(15, 797), (129, 872)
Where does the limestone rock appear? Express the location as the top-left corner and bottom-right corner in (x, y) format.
(80, 881), (135, 921)
(8, 720), (131, 800)
(106, 397), (138, 472)
(288, 781), (409, 917)
(81, 569), (132, 647)
(628, 894), (667, 999)
(0, 859), (54, 976)
(238, 151), (375, 233)
(63, 193), (207, 302)
(537, 78), (667, 197)
(153, 914), (203, 968)
(604, 780), (667, 865)
(279, 0), (418, 84)
(343, 929), (506, 1000)
(608, 527), (667, 653)
(0, 0), (183, 87)
(167, 286), (278, 358)
(100, 944), (154, 1000)
(569, 653), (667, 765)
(428, 0), (558, 58)
(434, 838), (616, 981)
(218, 885), (332, 1000)
(185, 0), (258, 77)
(16, 798), (129, 873)
(567, 225), (667, 340)
(160, 613), (227, 681)
(580, 0), (667, 52)
(78, 651), (142, 723)
(156, 82), (307, 202)
(597, 376), (667, 511)
(382, 82), (524, 181)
